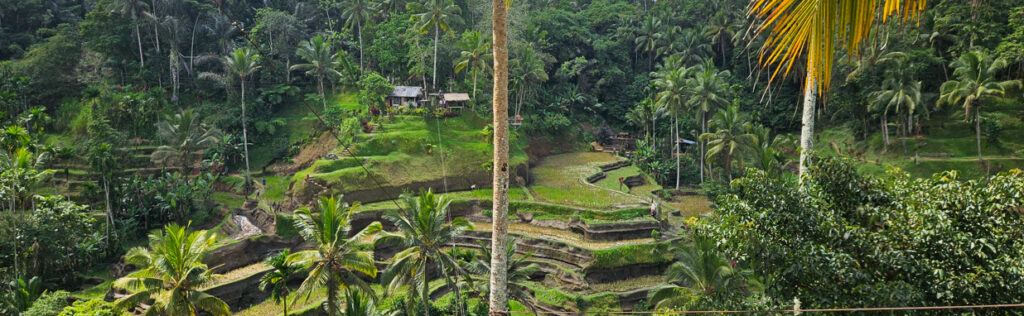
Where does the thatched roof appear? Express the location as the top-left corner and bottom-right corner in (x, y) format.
(390, 86), (423, 98)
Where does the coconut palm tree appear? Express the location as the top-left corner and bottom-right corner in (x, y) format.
(343, 287), (381, 316)
(112, 223), (230, 316)
(660, 28), (710, 67)
(381, 189), (472, 316)
(151, 109), (223, 173)
(750, 0), (929, 181)
(648, 236), (753, 310)
(341, 0), (373, 73)
(634, 14), (663, 70)
(109, 0), (150, 69)
(488, 0), (510, 310)
(289, 195), (382, 316)
(407, 0), (463, 90)
(938, 51), (1022, 166)
(509, 46), (549, 117)
(87, 143), (118, 242)
(259, 249), (302, 316)
(699, 104), (755, 181)
(703, 12), (740, 64)
(292, 35), (345, 111)
(652, 55), (688, 189)
(686, 59), (732, 182)
(454, 31), (492, 103)
(469, 238), (540, 314)
(201, 48), (261, 193)
(870, 60), (922, 156)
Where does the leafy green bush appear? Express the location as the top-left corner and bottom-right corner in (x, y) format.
(59, 298), (118, 316)
(275, 213), (299, 239)
(696, 156), (1024, 309)
(24, 291), (70, 316)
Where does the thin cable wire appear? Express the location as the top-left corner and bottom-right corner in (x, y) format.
(212, 0), (405, 212)
(495, 302), (1024, 314)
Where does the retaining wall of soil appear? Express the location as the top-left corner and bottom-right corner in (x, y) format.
(599, 161), (632, 172)
(570, 219), (660, 241)
(204, 269), (273, 312)
(204, 235), (307, 274)
(292, 164), (528, 206)
(456, 230), (594, 269)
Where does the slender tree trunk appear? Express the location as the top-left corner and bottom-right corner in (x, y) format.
(901, 120), (907, 157)
(190, 15), (199, 74)
(488, 0), (510, 312)
(472, 68), (478, 102)
(104, 178), (112, 245)
(725, 152), (732, 182)
(422, 263), (430, 316)
(882, 115), (890, 146)
(283, 295), (288, 316)
(319, 76), (327, 112)
(241, 78), (252, 193)
(135, 25), (145, 69)
(976, 107), (984, 166)
(799, 75), (817, 182)
(433, 23), (440, 90)
(358, 20), (365, 75)
(699, 111), (706, 184)
(674, 113), (680, 190)
(327, 277), (338, 316)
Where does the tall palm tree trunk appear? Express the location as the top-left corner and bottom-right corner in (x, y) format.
(318, 76), (327, 111)
(472, 68), (478, 102)
(327, 277), (338, 316)
(488, 0), (510, 312)
(674, 113), (680, 190)
(799, 75), (816, 182)
(699, 112), (706, 184)
(241, 78), (252, 193)
(358, 20), (364, 74)
(282, 296), (288, 316)
(135, 25), (145, 69)
(433, 23), (440, 90)
(975, 107), (984, 166)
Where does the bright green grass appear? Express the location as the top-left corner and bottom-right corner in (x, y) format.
(527, 283), (623, 312)
(590, 241), (673, 270)
(212, 191), (245, 209)
(261, 176), (288, 202)
(594, 165), (643, 192)
(530, 152), (649, 209)
(293, 114), (528, 197)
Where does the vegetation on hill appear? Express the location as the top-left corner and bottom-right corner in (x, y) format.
(0, 0), (1022, 314)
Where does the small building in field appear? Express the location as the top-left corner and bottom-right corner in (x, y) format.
(388, 86), (424, 108)
(440, 93), (470, 110)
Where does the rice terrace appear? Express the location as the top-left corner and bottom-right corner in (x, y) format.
(2, 0), (1024, 315)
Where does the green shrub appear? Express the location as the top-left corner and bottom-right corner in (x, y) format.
(59, 298), (118, 316)
(24, 291), (71, 316)
(275, 213), (299, 238)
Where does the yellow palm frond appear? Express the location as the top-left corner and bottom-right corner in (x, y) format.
(749, 0), (927, 94)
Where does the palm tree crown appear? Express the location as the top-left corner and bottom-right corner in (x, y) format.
(113, 223), (230, 316)
(938, 51), (1022, 165)
(381, 189), (472, 316)
(292, 35), (344, 111)
(290, 195), (382, 316)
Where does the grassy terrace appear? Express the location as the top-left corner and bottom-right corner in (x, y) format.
(291, 113), (529, 197)
(469, 221), (654, 250)
(531, 152), (650, 209)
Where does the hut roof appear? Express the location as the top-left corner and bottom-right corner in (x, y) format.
(390, 86), (423, 98)
(442, 93), (471, 102)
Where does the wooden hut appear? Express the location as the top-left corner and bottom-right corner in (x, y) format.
(388, 86), (424, 108)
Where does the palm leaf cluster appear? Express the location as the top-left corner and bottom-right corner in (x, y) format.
(113, 223), (230, 316)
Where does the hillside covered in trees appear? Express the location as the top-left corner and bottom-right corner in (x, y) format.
(2, 0), (1024, 315)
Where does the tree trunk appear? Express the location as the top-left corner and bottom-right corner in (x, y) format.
(420, 263), (430, 316)
(104, 178), (112, 246)
(190, 15), (199, 74)
(674, 113), (680, 190)
(901, 120), (907, 157)
(725, 151), (732, 182)
(882, 115), (890, 146)
(799, 75), (817, 183)
(699, 111), (706, 184)
(327, 276), (338, 316)
(488, 0), (509, 312)
(433, 23), (440, 90)
(472, 67), (478, 104)
(975, 107), (984, 167)
(135, 25), (145, 69)
(241, 78), (252, 193)
(358, 20), (365, 75)
(318, 76), (327, 112)
(283, 295), (288, 316)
